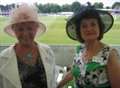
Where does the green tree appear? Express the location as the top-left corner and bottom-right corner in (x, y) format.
(50, 4), (61, 13)
(105, 6), (111, 9)
(112, 2), (120, 9)
(35, 3), (44, 13)
(61, 4), (71, 12)
(71, 1), (81, 13)
(36, 3), (61, 13)
(93, 2), (104, 8)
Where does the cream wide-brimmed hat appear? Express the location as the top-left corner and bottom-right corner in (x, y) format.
(4, 3), (46, 37)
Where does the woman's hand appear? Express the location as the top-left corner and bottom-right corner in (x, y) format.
(57, 71), (73, 88)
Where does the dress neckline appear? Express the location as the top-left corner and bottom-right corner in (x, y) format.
(80, 44), (108, 63)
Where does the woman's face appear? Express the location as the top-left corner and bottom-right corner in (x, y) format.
(80, 18), (100, 42)
(12, 21), (39, 45)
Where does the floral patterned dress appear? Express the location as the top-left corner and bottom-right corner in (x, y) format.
(72, 45), (112, 88)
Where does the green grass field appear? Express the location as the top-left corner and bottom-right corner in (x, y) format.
(0, 15), (120, 45)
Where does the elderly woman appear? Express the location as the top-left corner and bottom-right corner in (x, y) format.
(0, 4), (56, 88)
(57, 7), (120, 88)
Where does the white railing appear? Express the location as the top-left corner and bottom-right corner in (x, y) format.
(1, 44), (120, 66)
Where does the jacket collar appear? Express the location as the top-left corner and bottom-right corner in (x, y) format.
(0, 45), (22, 88)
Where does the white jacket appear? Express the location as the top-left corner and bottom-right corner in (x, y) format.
(0, 43), (56, 88)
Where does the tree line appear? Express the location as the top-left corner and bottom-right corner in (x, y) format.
(0, 1), (120, 13)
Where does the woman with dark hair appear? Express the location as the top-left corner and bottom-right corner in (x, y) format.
(57, 7), (120, 88)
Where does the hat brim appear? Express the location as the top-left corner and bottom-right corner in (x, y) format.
(4, 21), (46, 37)
(66, 10), (114, 41)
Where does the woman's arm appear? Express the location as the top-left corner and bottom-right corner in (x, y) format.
(57, 71), (73, 88)
(107, 49), (120, 88)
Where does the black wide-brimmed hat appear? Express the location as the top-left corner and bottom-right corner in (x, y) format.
(66, 7), (114, 40)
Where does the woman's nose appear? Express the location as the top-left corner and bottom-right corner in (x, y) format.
(84, 25), (92, 31)
(22, 29), (30, 35)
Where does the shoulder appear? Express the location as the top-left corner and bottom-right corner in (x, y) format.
(0, 45), (15, 67)
(107, 47), (120, 87)
(108, 48), (120, 64)
(37, 43), (54, 55)
(37, 43), (55, 61)
(110, 48), (119, 57)
(107, 46), (120, 69)
(37, 43), (52, 50)
(103, 42), (120, 61)
(0, 45), (14, 57)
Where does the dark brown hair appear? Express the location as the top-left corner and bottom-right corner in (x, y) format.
(75, 9), (105, 43)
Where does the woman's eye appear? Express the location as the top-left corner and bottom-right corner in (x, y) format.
(16, 28), (24, 32)
(27, 27), (34, 31)
(91, 22), (96, 27)
(81, 24), (87, 28)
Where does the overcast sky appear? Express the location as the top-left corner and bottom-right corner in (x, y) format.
(0, 0), (119, 7)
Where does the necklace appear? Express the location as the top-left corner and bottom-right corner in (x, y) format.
(15, 43), (38, 65)
(21, 52), (36, 66)
(24, 52), (33, 60)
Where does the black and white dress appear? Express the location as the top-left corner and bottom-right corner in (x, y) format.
(72, 45), (112, 88)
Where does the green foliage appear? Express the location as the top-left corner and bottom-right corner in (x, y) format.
(71, 1), (81, 13)
(93, 2), (104, 8)
(61, 4), (71, 12)
(112, 2), (120, 9)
